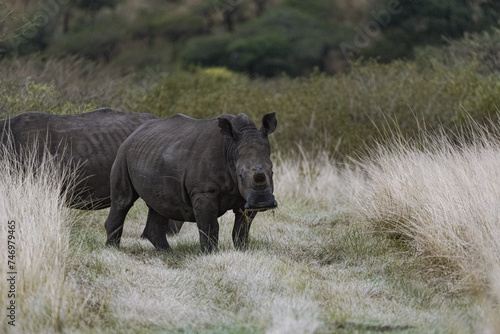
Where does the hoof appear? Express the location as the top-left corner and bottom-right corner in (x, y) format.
(105, 239), (120, 248)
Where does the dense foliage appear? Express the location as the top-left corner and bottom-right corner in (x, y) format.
(180, 7), (345, 77)
(365, 0), (500, 61)
(1, 0), (500, 76)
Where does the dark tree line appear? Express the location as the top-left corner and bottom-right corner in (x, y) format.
(2, 0), (500, 76)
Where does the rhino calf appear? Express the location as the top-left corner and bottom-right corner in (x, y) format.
(105, 113), (278, 252)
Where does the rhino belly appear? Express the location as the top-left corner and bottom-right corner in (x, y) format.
(130, 168), (196, 222)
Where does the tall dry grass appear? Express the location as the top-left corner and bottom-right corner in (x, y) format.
(0, 141), (86, 333)
(274, 151), (350, 209)
(346, 124), (500, 329)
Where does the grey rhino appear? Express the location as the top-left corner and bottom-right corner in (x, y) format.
(0, 108), (158, 210)
(105, 112), (278, 252)
(1, 108), (185, 234)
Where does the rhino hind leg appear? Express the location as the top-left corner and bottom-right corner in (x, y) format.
(141, 207), (172, 251)
(232, 210), (257, 250)
(105, 203), (136, 247)
(166, 220), (184, 235)
(140, 219), (184, 239)
(105, 154), (139, 247)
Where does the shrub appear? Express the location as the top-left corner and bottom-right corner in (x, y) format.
(140, 59), (500, 159)
(370, 0), (500, 61)
(416, 28), (500, 74)
(0, 7), (59, 56)
(0, 79), (95, 119)
(226, 33), (292, 76)
(138, 68), (248, 118)
(283, 0), (342, 23)
(132, 11), (205, 44)
(157, 14), (206, 42)
(180, 8), (342, 77)
(48, 15), (127, 61)
(111, 43), (173, 70)
(179, 34), (232, 68)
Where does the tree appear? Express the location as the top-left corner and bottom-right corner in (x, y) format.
(253, 0), (268, 17)
(73, 0), (120, 22)
(193, 0), (251, 32)
(369, 0), (500, 61)
(180, 8), (344, 77)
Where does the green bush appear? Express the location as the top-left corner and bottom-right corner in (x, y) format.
(179, 34), (232, 68)
(138, 68), (249, 119)
(0, 79), (95, 119)
(157, 13), (206, 42)
(111, 44), (173, 70)
(283, 0), (341, 23)
(226, 33), (292, 76)
(370, 0), (500, 61)
(73, 0), (121, 14)
(0, 7), (59, 56)
(416, 28), (500, 74)
(48, 16), (127, 61)
(180, 8), (342, 77)
(131, 12), (205, 44)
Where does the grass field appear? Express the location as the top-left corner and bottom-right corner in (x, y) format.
(2, 125), (500, 333)
(2, 46), (500, 332)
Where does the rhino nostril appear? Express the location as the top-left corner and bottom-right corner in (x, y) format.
(254, 172), (266, 184)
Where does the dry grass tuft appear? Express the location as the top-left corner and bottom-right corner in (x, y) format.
(0, 141), (89, 333)
(347, 124), (500, 329)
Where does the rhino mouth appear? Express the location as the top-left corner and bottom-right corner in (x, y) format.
(244, 192), (278, 212)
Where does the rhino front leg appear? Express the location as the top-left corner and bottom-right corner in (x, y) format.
(141, 207), (172, 251)
(232, 210), (257, 250)
(192, 193), (219, 253)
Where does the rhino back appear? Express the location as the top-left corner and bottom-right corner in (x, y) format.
(3, 109), (156, 157)
(1, 108), (158, 209)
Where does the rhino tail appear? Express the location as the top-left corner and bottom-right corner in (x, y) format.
(109, 152), (139, 210)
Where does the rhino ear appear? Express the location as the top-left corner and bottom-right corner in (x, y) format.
(261, 112), (277, 136)
(218, 117), (241, 141)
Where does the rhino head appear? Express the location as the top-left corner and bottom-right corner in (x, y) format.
(218, 113), (278, 211)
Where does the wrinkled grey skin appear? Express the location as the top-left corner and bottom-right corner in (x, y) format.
(105, 112), (278, 252)
(1, 108), (184, 235)
(0, 108), (158, 210)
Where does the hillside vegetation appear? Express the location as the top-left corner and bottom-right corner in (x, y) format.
(2, 0), (499, 76)
(3, 29), (500, 159)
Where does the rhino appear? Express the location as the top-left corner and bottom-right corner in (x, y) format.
(0, 108), (158, 210)
(105, 112), (278, 252)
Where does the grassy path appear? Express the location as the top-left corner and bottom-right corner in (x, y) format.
(64, 200), (481, 333)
